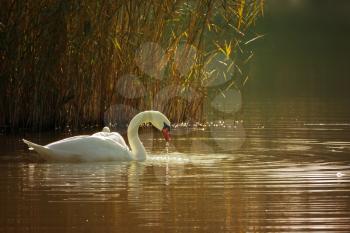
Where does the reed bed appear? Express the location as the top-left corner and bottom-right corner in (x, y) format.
(0, 0), (263, 131)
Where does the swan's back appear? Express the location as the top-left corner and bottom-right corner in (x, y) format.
(91, 132), (129, 149)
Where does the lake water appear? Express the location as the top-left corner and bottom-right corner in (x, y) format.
(1, 97), (350, 232)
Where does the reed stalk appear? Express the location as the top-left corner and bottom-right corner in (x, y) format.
(0, 0), (263, 131)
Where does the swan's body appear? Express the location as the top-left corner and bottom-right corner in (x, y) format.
(23, 111), (171, 162)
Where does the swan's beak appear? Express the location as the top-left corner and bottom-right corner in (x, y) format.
(162, 128), (171, 141)
(162, 123), (171, 141)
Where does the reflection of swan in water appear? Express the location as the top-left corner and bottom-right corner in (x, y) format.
(23, 111), (171, 162)
(127, 162), (145, 202)
(22, 162), (130, 202)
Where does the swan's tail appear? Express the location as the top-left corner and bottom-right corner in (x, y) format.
(22, 139), (51, 157)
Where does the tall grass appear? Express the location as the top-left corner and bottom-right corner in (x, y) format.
(0, 0), (263, 131)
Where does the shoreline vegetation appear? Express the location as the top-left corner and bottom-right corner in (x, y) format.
(0, 0), (263, 132)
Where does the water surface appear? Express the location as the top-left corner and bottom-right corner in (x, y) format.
(1, 97), (350, 232)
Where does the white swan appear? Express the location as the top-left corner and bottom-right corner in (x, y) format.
(23, 111), (171, 162)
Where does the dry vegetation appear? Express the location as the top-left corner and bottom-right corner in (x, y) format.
(0, 0), (263, 131)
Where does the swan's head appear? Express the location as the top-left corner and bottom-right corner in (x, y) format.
(149, 111), (171, 142)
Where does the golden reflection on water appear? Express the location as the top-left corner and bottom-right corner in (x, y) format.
(1, 147), (350, 232)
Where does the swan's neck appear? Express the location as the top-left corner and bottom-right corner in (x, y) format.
(127, 112), (150, 161)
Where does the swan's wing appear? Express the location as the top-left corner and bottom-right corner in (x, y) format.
(48, 135), (90, 144)
(106, 132), (129, 149)
(92, 132), (129, 149)
(46, 136), (131, 161)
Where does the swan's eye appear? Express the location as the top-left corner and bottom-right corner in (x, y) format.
(163, 122), (171, 131)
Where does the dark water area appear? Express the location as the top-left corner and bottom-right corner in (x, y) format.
(1, 96), (350, 233)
